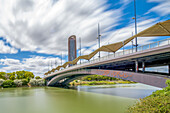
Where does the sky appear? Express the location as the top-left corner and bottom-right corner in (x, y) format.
(0, 0), (170, 77)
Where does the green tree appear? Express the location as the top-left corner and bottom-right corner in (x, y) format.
(25, 71), (34, 79)
(7, 72), (16, 80)
(22, 79), (28, 86)
(2, 80), (16, 88)
(16, 71), (24, 79)
(35, 76), (41, 79)
(0, 73), (6, 80)
(16, 71), (34, 79)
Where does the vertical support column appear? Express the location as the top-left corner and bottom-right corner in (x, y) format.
(168, 64), (170, 76)
(142, 61), (145, 73)
(123, 41), (124, 55)
(135, 60), (139, 73)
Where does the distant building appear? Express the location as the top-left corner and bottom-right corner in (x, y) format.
(68, 35), (77, 66)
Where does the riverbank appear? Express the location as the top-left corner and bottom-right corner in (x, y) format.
(69, 80), (136, 86)
(0, 79), (45, 88)
(128, 80), (170, 113)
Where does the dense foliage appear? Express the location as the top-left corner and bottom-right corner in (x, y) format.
(35, 76), (41, 79)
(0, 72), (7, 80)
(128, 80), (170, 113)
(0, 71), (44, 88)
(0, 71), (34, 80)
(1, 80), (16, 88)
(70, 80), (134, 86)
(81, 75), (120, 81)
(14, 80), (22, 87)
(0, 79), (5, 86)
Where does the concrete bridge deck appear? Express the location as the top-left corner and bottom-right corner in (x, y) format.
(44, 39), (170, 88)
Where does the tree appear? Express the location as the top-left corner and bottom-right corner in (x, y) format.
(2, 80), (16, 88)
(16, 71), (24, 79)
(7, 72), (16, 80)
(22, 79), (28, 85)
(0, 73), (6, 80)
(35, 76), (41, 79)
(16, 71), (34, 79)
(25, 71), (34, 79)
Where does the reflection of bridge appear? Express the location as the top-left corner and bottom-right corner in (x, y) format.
(44, 20), (170, 88)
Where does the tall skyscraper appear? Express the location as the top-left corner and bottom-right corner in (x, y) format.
(68, 35), (77, 66)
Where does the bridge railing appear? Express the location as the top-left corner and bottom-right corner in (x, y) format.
(56, 38), (170, 72)
(76, 38), (170, 65)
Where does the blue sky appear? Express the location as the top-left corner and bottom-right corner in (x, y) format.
(0, 0), (169, 76)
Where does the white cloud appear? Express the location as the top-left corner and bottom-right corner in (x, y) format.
(0, 0), (124, 55)
(147, 0), (170, 16)
(0, 58), (20, 65)
(79, 18), (160, 59)
(0, 40), (18, 54)
(0, 0), (168, 76)
(0, 56), (65, 77)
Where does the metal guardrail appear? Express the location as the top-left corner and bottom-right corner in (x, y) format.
(78, 38), (170, 65)
(52, 38), (170, 73)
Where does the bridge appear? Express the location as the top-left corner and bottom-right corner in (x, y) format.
(44, 20), (170, 88)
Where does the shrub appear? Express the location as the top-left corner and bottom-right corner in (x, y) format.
(165, 79), (170, 86)
(0, 79), (5, 86)
(29, 79), (36, 86)
(2, 80), (16, 88)
(36, 79), (45, 86)
(29, 79), (45, 86)
(35, 76), (41, 79)
(128, 80), (170, 113)
(26, 77), (30, 82)
(89, 81), (97, 85)
(22, 79), (28, 86)
(14, 80), (22, 87)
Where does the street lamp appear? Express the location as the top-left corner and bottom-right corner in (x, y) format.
(133, 0), (138, 52)
(97, 23), (101, 58)
(61, 52), (62, 65)
(79, 37), (81, 64)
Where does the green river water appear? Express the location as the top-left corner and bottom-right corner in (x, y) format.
(0, 83), (160, 113)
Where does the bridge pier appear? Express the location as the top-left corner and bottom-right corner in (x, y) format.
(142, 61), (145, 73)
(135, 60), (139, 73)
(168, 64), (170, 76)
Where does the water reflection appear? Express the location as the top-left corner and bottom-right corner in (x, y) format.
(77, 83), (162, 99)
(0, 86), (136, 113)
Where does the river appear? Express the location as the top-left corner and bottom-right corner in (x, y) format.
(0, 83), (161, 113)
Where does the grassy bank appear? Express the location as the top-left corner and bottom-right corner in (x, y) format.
(70, 80), (135, 86)
(69, 75), (136, 86)
(128, 80), (170, 113)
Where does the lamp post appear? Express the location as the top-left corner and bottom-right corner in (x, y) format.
(51, 60), (52, 70)
(61, 52), (62, 65)
(134, 0), (138, 52)
(55, 59), (57, 67)
(79, 37), (81, 64)
(97, 23), (101, 58)
(48, 61), (49, 71)
(131, 32), (134, 53)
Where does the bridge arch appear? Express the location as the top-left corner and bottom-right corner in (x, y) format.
(46, 69), (168, 88)
(47, 72), (93, 86)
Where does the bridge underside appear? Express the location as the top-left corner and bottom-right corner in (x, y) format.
(45, 45), (170, 88)
(46, 69), (168, 88)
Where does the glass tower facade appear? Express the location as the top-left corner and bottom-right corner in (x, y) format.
(68, 35), (77, 66)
